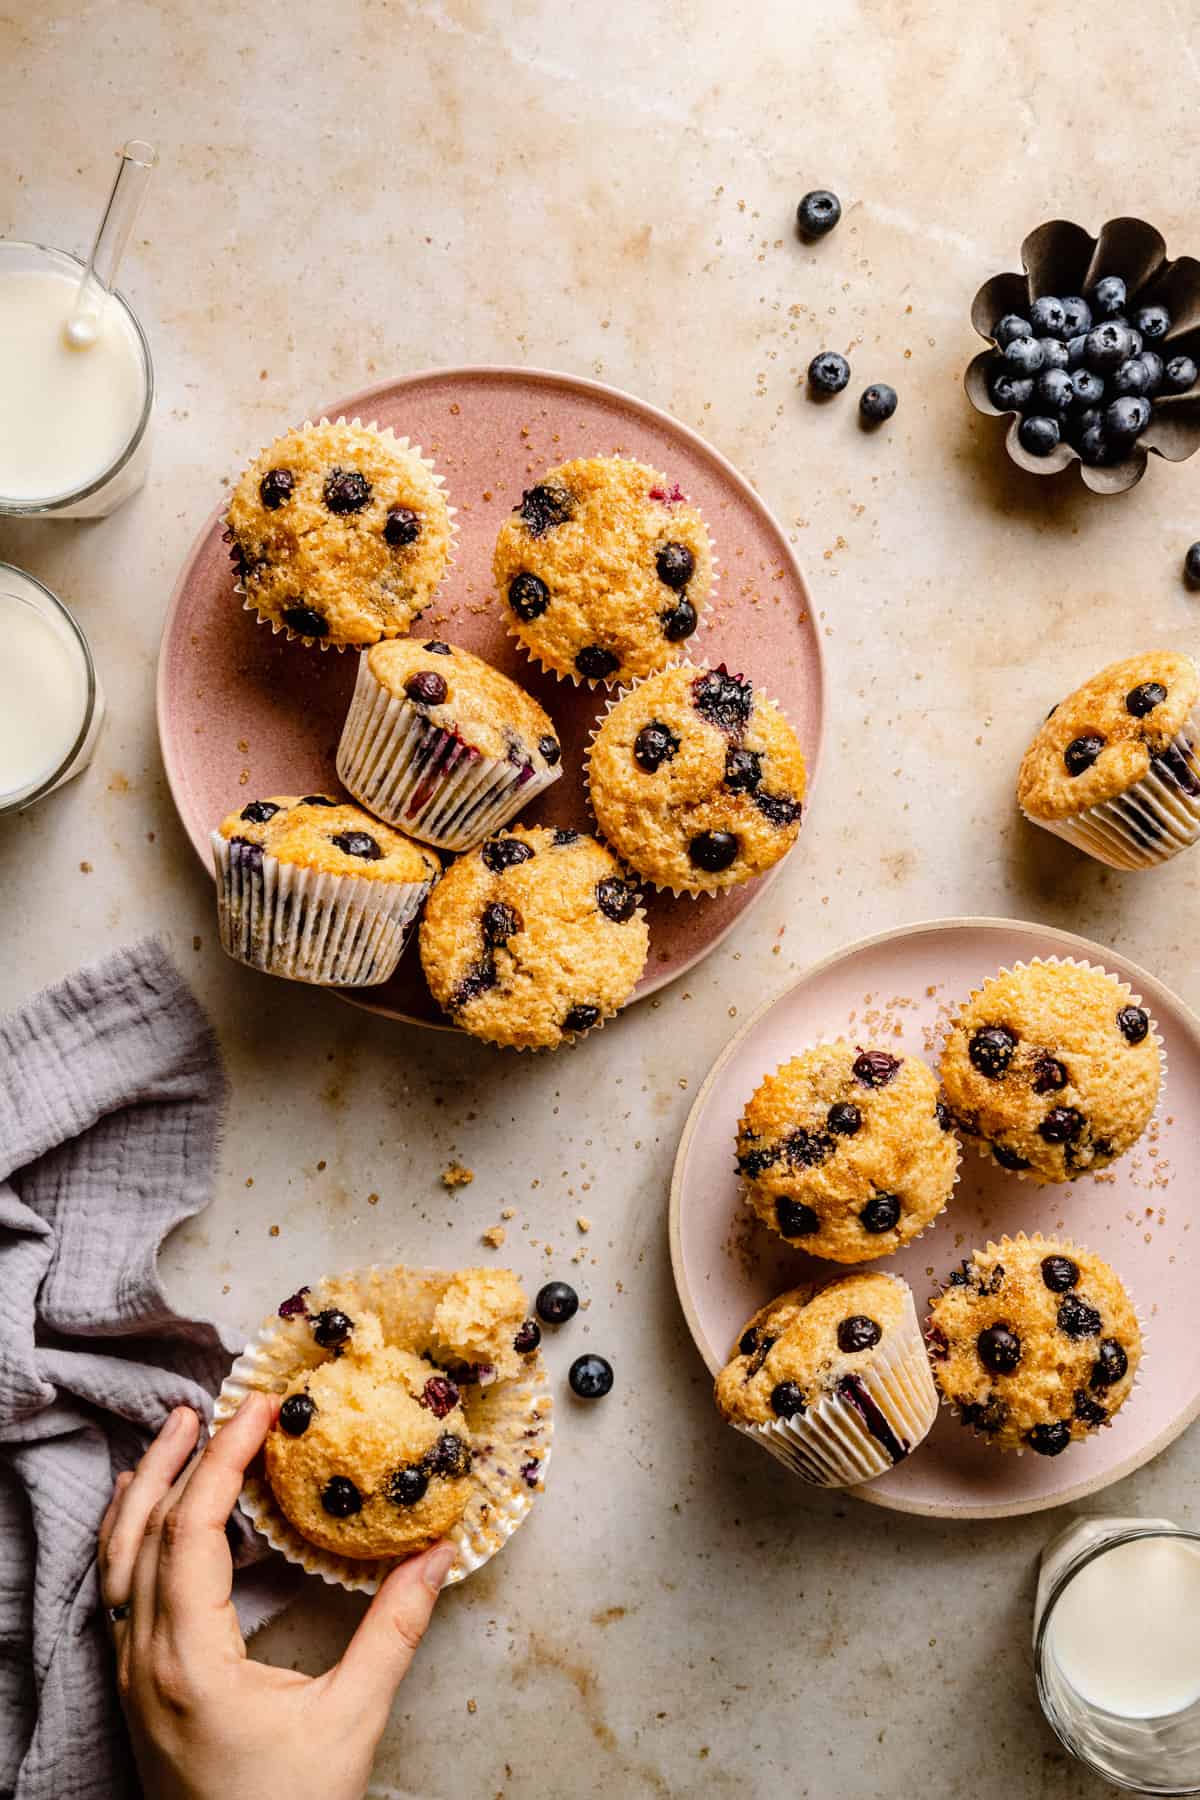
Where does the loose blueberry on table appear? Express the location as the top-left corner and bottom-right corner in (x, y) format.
(859, 383), (897, 424)
(796, 189), (841, 238)
(1185, 542), (1200, 586)
(536, 1281), (579, 1325)
(808, 351), (851, 397)
(569, 1354), (614, 1399)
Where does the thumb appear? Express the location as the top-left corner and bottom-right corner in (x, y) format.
(333, 1539), (456, 1715)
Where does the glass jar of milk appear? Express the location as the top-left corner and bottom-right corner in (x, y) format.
(0, 565), (105, 812)
(1035, 1519), (1200, 1793)
(0, 240), (153, 518)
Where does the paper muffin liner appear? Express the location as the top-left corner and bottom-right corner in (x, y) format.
(212, 1264), (553, 1594)
(939, 956), (1167, 1187)
(1022, 689), (1200, 871)
(500, 460), (718, 690)
(335, 649), (562, 850)
(924, 1231), (1148, 1456)
(734, 1279), (939, 1487)
(228, 417), (458, 653)
(582, 662), (807, 897)
(212, 833), (433, 987)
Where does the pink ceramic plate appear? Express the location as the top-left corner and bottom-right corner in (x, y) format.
(157, 367), (824, 1027)
(670, 917), (1200, 1519)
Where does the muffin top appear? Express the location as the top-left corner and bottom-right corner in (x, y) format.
(365, 637), (561, 771)
(226, 419), (454, 647)
(927, 1235), (1141, 1456)
(493, 457), (713, 685)
(431, 1267), (539, 1384)
(1018, 651), (1199, 821)
(217, 795), (440, 886)
(939, 961), (1161, 1183)
(264, 1314), (475, 1560)
(737, 1041), (959, 1261)
(418, 824), (648, 1049)
(587, 665), (807, 892)
(715, 1273), (912, 1427)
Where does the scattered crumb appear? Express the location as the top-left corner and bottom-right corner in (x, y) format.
(501, 1207), (516, 1220)
(269, 1225), (279, 1237)
(79, 861), (92, 874)
(577, 1216), (591, 1233)
(442, 1162), (474, 1189)
(244, 1177), (253, 1188)
(466, 1697), (477, 1714)
(367, 1192), (380, 1206)
(482, 1225), (506, 1248)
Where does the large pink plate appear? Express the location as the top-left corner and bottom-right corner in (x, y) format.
(670, 917), (1200, 1519)
(157, 366), (824, 1026)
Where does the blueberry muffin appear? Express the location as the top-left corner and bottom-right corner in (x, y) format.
(213, 795), (439, 987)
(586, 665), (807, 893)
(418, 824), (649, 1048)
(226, 419), (454, 648)
(927, 1234), (1141, 1456)
(736, 1041), (959, 1261)
(939, 960), (1161, 1183)
(493, 457), (714, 685)
(337, 637), (562, 849)
(430, 1267), (541, 1384)
(1018, 651), (1200, 869)
(715, 1273), (938, 1485)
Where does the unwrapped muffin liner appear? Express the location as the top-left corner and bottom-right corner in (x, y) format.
(1022, 686), (1200, 872)
(228, 417), (457, 651)
(733, 1279), (939, 1487)
(212, 1264), (553, 1595)
(212, 833), (433, 987)
(925, 1231), (1147, 1456)
(940, 956), (1166, 1187)
(335, 649), (562, 850)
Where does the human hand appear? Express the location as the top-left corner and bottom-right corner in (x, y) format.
(98, 1394), (455, 1800)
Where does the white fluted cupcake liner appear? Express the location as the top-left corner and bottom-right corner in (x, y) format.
(1022, 693), (1200, 871)
(735, 1280), (938, 1486)
(925, 1232), (1147, 1456)
(229, 416), (457, 652)
(335, 650), (561, 850)
(582, 662), (807, 898)
(940, 956), (1167, 1187)
(212, 833), (433, 987)
(212, 1264), (553, 1594)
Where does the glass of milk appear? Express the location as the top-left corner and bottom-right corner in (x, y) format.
(0, 564), (105, 812)
(0, 239), (153, 518)
(1035, 1519), (1200, 1793)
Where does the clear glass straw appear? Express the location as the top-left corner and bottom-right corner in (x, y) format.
(64, 139), (158, 349)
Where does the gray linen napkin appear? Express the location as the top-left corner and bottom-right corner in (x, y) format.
(0, 938), (297, 1800)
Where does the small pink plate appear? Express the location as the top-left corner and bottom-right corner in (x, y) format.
(157, 366), (824, 1027)
(670, 917), (1200, 1519)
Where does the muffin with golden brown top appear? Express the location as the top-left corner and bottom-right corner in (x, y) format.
(715, 1273), (938, 1486)
(927, 1234), (1141, 1456)
(337, 637), (563, 850)
(226, 419), (454, 648)
(939, 960), (1161, 1183)
(1017, 650), (1200, 869)
(212, 795), (439, 987)
(418, 824), (648, 1048)
(587, 665), (806, 893)
(494, 457), (714, 685)
(737, 1042), (959, 1261)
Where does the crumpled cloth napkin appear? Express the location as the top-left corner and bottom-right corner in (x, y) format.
(0, 939), (296, 1800)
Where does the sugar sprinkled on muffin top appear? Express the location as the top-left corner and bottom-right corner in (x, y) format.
(218, 795), (440, 885)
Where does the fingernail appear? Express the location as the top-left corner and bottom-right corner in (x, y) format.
(421, 1540), (458, 1593)
(166, 1406), (193, 1437)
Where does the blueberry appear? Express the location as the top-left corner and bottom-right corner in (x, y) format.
(689, 829), (738, 873)
(988, 369), (1034, 412)
(1073, 1389), (1108, 1429)
(1091, 275), (1127, 320)
(1028, 1422), (1072, 1457)
(739, 1327), (760, 1357)
(1135, 303), (1171, 343)
(992, 1142), (1032, 1171)
(661, 598), (698, 641)
(796, 189), (841, 238)
(481, 835), (534, 873)
(837, 1314), (882, 1354)
(277, 1287), (311, 1319)
(1018, 415), (1060, 456)
(383, 506), (421, 546)
(853, 1049), (901, 1087)
(1139, 351), (1164, 394)
(1165, 355), (1199, 393)
(656, 542), (695, 589)
(692, 669), (754, 733)
(1058, 1294), (1102, 1339)
(634, 720), (681, 772)
(420, 1375), (461, 1418)
(755, 790), (803, 829)
(312, 1308), (354, 1348)
(993, 314), (1032, 348)
(563, 1003), (601, 1035)
(1117, 1005), (1149, 1045)
(1035, 368), (1074, 416)
(1106, 395), (1151, 442)
(935, 1099), (956, 1131)
(569, 1354), (614, 1399)
(1032, 1056), (1068, 1095)
(977, 1325), (1022, 1375)
(299, 795), (337, 807)
(1064, 733), (1105, 776)
(1091, 1338), (1129, 1389)
(1127, 680), (1167, 717)
(1039, 1106), (1085, 1144)
(1030, 295), (1067, 338)
(785, 1128), (835, 1169)
(968, 1025), (1016, 1078)
(596, 878), (638, 923)
(1076, 423), (1111, 466)
(737, 1144), (778, 1178)
(576, 645), (619, 680)
(1037, 338), (1071, 373)
(536, 1281), (579, 1325)
(323, 468), (372, 513)
(1003, 336), (1044, 377)
(769, 1380), (806, 1418)
(860, 1192), (901, 1234)
(1041, 1255), (1079, 1293)
(538, 734), (561, 765)
(1154, 745), (1200, 797)
(808, 351), (851, 395)
(724, 747), (763, 793)
(331, 830), (381, 860)
(1066, 333), (1088, 370)
(387, 1466), (429, 1507)
(513, 1318), (542, 1354)
(1111, 357), (1152, 399)
(405, 670), (448, 706)
(1066, 368), (1104, 412)
(321, 1475), (363, 1517)
(282, 605), (328, 638)
(508, 572), (550, 620)
(960, 1397), (1009, 1435)
(240, 799), (281, 824)
(827, 1101), (862, 1136)
(259, 467), (294, 509)
(279, 1392), (315, 1436)
(859, 383), (897, 424)
(481, 900), (522, 945)
(552, 828), (580, 845)
(1186, 542), (1200, 585)
(518, 483), (574, 536)
(1126, 328), (1144, 357)
(229, 836), (264, 866)
(775, 1196), (819, 1238)
(1085, 322), (1133, 373)
(1060, 297), (1092, 336)
(425, 1432), (472, 1478)
(450, 957), (498, 1011)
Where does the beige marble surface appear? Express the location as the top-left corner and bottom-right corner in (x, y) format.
(3, 2), (1200, 1794)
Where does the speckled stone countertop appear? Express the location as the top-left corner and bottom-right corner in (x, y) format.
(2, 3), (1198, 1795)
